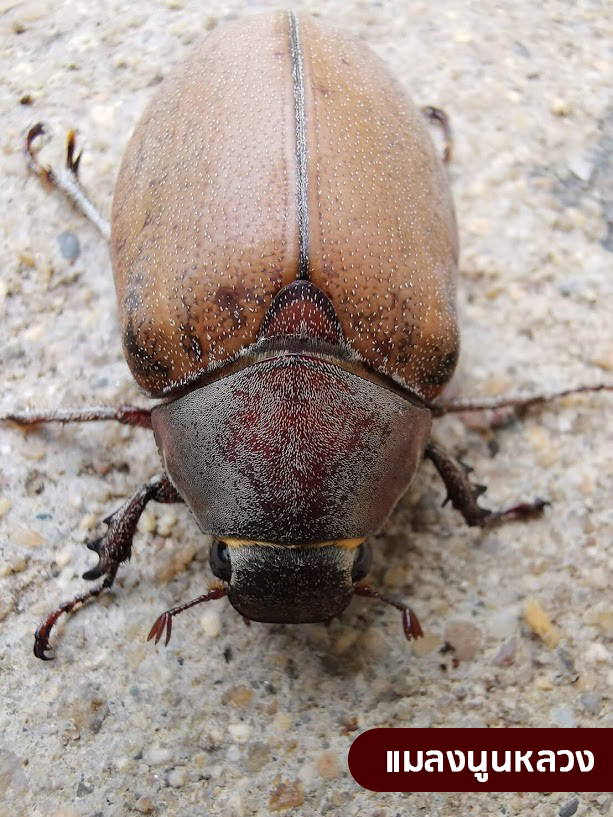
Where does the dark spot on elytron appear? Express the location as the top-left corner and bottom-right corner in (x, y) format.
(422, 347), (460, 386)
(123, 288), (141, 314)
(180, 333), (203, 362)
(123, 320), (169, 386)
(392, 331), (416, 367)
(215, 285), (246, 329)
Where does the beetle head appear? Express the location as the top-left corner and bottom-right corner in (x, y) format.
(209, 538), (371, 623)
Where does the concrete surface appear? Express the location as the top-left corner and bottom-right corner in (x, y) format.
(0, 1), (611, 816)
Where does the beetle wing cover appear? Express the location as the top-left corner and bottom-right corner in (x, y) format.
(112, 12), (458, 399)
(300, 15), (459, 399)
(111, 13), (300, 396)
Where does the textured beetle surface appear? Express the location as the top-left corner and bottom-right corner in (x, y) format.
(17, 9), (540, 654)
(112, 11), (459, 399)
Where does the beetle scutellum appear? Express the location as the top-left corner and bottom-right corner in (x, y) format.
(4, 12), (609, 659)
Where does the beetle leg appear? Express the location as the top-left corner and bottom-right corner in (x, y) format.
(147, 585), (227, 647)
(25, 122), (110, 241)
(421, 106), (452, 164)
(354, 584), (423, 641)
(33, 473), (182, 660)
(425, 441), (550, 528)
(430, 383), (611, 420)
(3, 404), (152, 429)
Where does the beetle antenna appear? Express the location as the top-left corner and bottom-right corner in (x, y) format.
(147, 585), (227, 647)
(353, 584), (424, 641)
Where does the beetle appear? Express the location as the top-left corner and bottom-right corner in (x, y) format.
(4, 11), (609, 659)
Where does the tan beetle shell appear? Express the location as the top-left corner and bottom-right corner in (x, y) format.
(111, 11), (459, 400)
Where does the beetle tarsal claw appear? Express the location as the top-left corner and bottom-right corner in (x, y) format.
(147, 587), (228, 649)
(33, 636), (55, 661)
(147, 612), (172, 646)
(86, 537), (102, 554)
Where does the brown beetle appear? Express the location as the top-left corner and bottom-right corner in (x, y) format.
(5, 11), (609, 658)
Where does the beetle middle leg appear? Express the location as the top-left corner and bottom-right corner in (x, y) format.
(3, 404), (152, 429)
(34, 473), (183, 660)
(425, 441), (549, 528)
(430, 383), (611, 421)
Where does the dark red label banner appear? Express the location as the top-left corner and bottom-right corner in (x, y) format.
(348, 729), (607, 792)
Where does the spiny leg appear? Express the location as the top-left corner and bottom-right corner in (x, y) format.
(34, 473), (182, 660)
(421, 105), (453, 164)
(430, 383), (611, 418)
(25, 122), (110, 240)
(425, 441), (549, 528)
(2, 404), (152, 429)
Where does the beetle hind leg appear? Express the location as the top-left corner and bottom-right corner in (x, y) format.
(25, 122), (110, 241)
(33, 473), (183, 659)
(2, 404), (152, 429)
(421, 106), (453, 164)
(425, 441), (550, 528)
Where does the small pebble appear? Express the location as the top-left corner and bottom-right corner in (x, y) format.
(199, 608), (222, 638)
(550, 705), (577, 728)
(271, 712), (292, 734)
(578, 692), (601, 715)
(443, 619), (482, 661)
(269, 779), (304, 812)
(157, 511), (177, 537)
(167, 766), (187, 787)
(492, 637), (517, 667)
(57, 231), (80, 261)
(221, 684), (254, 708)
(228, 723), (251, 743)
(316, 750), (341, 781)
(135, 796), (155, 814)
(550, 97), (570, 116)
(558, 798), (579, 817)
(146, 746), (173, 765)
(245, 742), (270, 773)
(524, 598), (560, 647)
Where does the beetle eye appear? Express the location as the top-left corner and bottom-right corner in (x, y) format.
(210, 539), (232, 582)
(351, 542), (372, 582)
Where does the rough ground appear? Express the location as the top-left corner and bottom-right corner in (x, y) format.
(0, 1), (611, 816)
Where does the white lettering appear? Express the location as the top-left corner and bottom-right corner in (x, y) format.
(492, 751), (512, 772)
(424, 750), (443, 772)
(387, 751), (400, 773)
(557, 750), (574, 772)
(576, 751), (594, 772)
(515, 750), (533, 772)
(536, 750), (555, 772)
(404, 751), (423, 772)
(446, 750), (465, 772)
(468, 751), (488, 782)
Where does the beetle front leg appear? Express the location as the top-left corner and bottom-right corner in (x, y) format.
(3, 404), (152, 429)
(424, 441), (549, 528)
(34, 473), (182, 660)
(431, 383), (611, 420)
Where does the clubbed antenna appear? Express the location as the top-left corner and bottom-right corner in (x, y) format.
(147, 586), (227, 647)
(354, 584), (423, 641)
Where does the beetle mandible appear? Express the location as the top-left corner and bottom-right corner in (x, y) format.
(5, 11), (610, 658)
